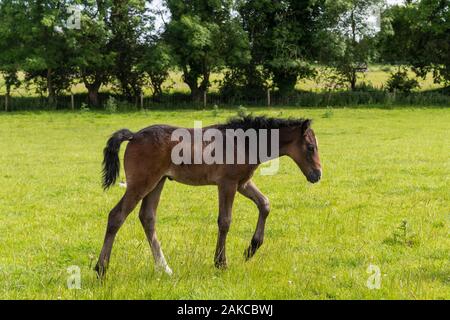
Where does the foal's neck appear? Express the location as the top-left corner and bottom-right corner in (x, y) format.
(278, 127), (299, 157)
(254, 127), (299, 162)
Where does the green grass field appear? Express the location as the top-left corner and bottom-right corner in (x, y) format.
(0, 106), (449, 299)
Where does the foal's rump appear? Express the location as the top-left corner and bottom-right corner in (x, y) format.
(102, 125), (177, 192)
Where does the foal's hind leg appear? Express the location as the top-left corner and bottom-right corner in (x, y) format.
(139, 177), (173, 275)
(94, 190), (142, 277)
(238, 180), (270, 260)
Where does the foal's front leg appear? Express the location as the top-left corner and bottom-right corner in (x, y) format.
(238, 180), (270, 260)
(214, 182), (237, 269)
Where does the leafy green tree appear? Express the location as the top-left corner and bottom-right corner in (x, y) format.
(320, 0), (384, 90)
(109, 0), (154, 101)
(72, 0), (155, 105)
(70, 1), (115, 106)
(165, 0), (249, 100)
(416, 0), (450, 84)
(238, 0), (326, 95)
(379, 0), (450, 85)
(378, 2), (414, 66)
(0, 0), (28, 106)
(19, 0), (78, 105)
(138, 40), (172, 100)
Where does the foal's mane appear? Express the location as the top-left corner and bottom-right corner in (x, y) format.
(219, 115), (311, 131)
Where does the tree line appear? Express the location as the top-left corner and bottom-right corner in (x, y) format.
(0, 0), (448, 107)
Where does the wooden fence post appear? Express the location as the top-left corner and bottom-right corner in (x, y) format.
(71, 93), (75, 111)
(203, 90), (207, 109)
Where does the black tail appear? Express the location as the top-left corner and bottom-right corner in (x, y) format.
(102, 129), (134, 190)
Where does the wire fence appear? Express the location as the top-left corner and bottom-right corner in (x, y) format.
(0, 89), (449, 112)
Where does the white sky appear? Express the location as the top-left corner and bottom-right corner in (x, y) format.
(151, 0), (167, 33)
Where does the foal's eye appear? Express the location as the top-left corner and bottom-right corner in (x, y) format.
(307, 145), (315, 152)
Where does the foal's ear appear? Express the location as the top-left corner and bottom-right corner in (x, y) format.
(301, 119), (312, 135)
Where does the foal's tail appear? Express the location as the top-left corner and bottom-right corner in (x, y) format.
(102, 129), (134, 190)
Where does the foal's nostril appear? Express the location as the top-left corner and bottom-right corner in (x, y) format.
(308, 170), (322, 183)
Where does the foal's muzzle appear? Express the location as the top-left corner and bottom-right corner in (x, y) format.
(307, 169), (322, 183)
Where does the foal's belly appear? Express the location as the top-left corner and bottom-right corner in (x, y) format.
(165, 163), (257, 186)
(165, 164), (219, 186)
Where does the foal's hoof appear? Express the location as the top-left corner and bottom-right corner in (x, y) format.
(244, 247), (255, 261)
(165, 267), (174, 276)
(156, 264), (173, 276)
(214, 260), (228, 270)
(94, 263), (106, 279)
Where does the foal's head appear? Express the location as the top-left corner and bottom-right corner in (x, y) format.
(285, 120), (322, 183)
(223, 115), (322, 183)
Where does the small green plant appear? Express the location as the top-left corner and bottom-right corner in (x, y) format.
(80, 103), (90, 112)
(211, 104), (220, 117)
(432, 221), (445, 229)
(383, 219), (419, 247)
(322, 106), (334, 118)
(237, 105), (249, 118)
(386, 68), (420, 93)
(105, 96), (118, 113)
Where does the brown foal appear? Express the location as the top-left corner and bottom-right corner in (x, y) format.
(94, 116), (322, 277)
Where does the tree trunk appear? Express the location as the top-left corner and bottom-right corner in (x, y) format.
(47, 69), (56, 106)
(199, 63), (211, 103)
(190, 86), (202, 102)
(5, 84), (10, 112)
(88, 88), (100, 107)
(199, 69), (210, 92)
(185, 74), (201, 102)
(273, 70), (297, 96)
(85, 80), (102, 107)
(350, 71), (357, 91)
(183, 66), (210, 102)
(150, 82), (163, 102)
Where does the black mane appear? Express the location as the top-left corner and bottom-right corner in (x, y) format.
(220, 115), (311, 130)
